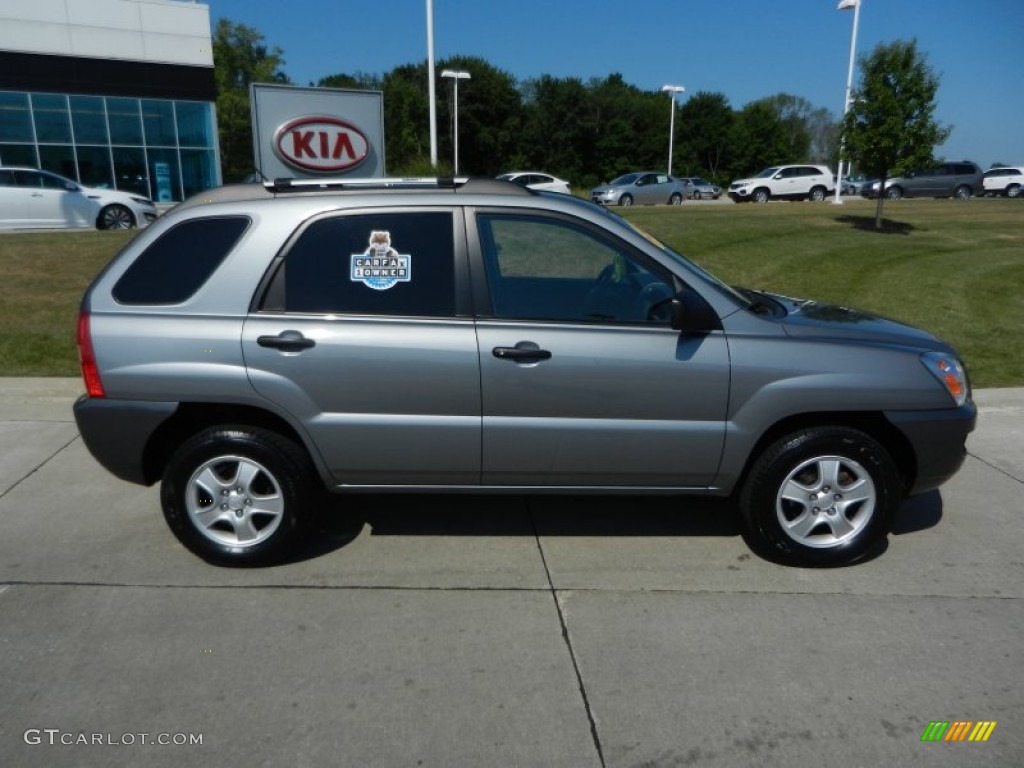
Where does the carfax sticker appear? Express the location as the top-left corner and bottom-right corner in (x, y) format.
(351, 231), (411, 291)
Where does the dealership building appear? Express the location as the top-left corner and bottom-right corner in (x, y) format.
(0, 0), (219, 203)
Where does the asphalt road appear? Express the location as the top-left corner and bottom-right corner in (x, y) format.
(1, 378), (1021, 768)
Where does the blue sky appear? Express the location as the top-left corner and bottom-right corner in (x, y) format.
(207, 0), (1023, 168)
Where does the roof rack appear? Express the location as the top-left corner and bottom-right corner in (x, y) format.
(265, 176), (468, 193)
(263, 176), (535, 196)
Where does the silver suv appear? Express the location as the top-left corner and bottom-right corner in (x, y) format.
(74, 177), (975, 567)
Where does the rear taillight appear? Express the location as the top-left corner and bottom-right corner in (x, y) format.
(77, 311), (105, 398)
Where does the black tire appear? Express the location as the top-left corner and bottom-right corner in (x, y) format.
(98, 204), (136, 230)
(669, 192), (683, 205)
(752, 188), (769, 203)
(809, 186), (826, 202)
(953, 185), (971, 200)
(738, 426), (901, 567)
(619, 194), (634, 207)
(885, 186), (903, 200)
(1007, 184), (1021, 198)
(161, 426), (315, 566)
(693, 190), (703, 200)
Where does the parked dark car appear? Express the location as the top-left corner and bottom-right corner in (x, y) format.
(862, 162), (984, 200)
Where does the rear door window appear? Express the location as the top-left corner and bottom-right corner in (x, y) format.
(113, 216), (250, 304)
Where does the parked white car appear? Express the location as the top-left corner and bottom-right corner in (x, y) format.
(496, 171), (571, 194)
(0, 166), (157, 230)
(728, 164), (835, 203)
(982, 166), (1023, 198)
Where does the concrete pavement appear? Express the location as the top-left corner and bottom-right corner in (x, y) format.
(1, 378), (1021, 767)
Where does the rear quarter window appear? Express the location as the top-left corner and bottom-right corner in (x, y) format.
(112, 216), (250, 304)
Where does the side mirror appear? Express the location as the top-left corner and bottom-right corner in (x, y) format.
(670, 291), (722, 333)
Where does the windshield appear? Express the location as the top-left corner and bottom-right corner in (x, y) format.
(608, 173), (640, 186)
(756, 167), (780, 178)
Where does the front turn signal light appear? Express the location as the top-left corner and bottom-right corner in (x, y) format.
(921, 351), (969, 407)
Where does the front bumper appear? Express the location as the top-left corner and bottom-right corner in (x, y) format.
(885, 401), (977, 495)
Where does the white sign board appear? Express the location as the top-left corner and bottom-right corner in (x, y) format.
(250, 83), (385, 179)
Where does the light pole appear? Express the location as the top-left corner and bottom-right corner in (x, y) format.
(441, 69), (470, 175)
(427, 0), (438, 168)
(661, 85), (685, 176)
(833, 0), (861, 204)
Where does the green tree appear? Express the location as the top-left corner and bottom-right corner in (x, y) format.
(213, 19), (290, 182)
(841, 39), (950, 229)
(516, 75), (590, 184)
(315, 72), (381, 90)
(728, 99), (789, 177)
(675, 91), (734, 183)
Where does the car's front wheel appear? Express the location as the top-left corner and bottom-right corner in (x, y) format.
(619, 194), (634, 207)
(953, 185), (972, 200)
(98, 204), (136, 230)
(752, 188), (770, 203)
(739, 426), (900, 567)
(885, 186), (903, 200)
(161, 427), (315, 566)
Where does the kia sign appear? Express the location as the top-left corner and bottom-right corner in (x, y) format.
(273, 116), (369, 173)
(251, 83), (384, 179)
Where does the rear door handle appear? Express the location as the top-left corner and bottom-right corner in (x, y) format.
(492, 341), (551, 362)
(257, 330), (316, 352)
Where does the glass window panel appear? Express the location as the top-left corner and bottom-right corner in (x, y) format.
(147, 147), (180, 202)
(38, 145), (77, 180)
(0, 144), (37, 166)
(141, 99), (176, 145)
(175, 101), (214, 147)
(180, 148), (217, 197)
(0, 91), (33, 142)
(111, 146), (149, 197)
(31, 93), (72, 143)
(107, 97), (143, 144)
(70, 96), (108, 144)
(76, 146), (113, 188)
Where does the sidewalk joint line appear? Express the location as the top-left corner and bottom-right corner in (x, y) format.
(527, 501), (607, 768)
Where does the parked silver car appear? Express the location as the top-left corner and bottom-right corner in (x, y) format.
(862, 162), (984, 200)
(74, 176), (974, 568)
(676, 176), (722, 200)
(0, 166), (156, 230)
(591, 172), (688, 206)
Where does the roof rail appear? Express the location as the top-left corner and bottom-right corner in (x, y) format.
(263, 176), (536, 196)
(265, 176), (468, 193)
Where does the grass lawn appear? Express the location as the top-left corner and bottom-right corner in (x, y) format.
(0, 197), (1021, 387)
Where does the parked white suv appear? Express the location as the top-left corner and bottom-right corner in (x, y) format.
(982, 166), (1023, 198)
(728, 164), (835, 203)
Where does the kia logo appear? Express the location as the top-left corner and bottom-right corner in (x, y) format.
(273, 116), (370, 173)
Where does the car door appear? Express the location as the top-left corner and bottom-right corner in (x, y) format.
(470, 210), (730, 488)
(633, 173), (661, 204)
(17, 170), (93, 228)
(0, 169), (29, 227)
(242, 208), (482, 487)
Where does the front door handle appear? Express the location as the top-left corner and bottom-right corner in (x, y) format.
(492, 341), (552, 362)
(257, 330), (316, 352)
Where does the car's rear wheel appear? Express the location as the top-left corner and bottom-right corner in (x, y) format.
(669, 192), (683, 205)
(1007, 184), (1021, 198)
(619, 194), (633, 207)
(809, 186), (827, 202)
(885, 186), (903, 200)
(98, 204), (135, 230)
(739, 426), (900, 567)
(953, 185), (972, 200)
(692, 190), (703, 200)
(161, 426), (315, 566)
(752, 188), (769, 203)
